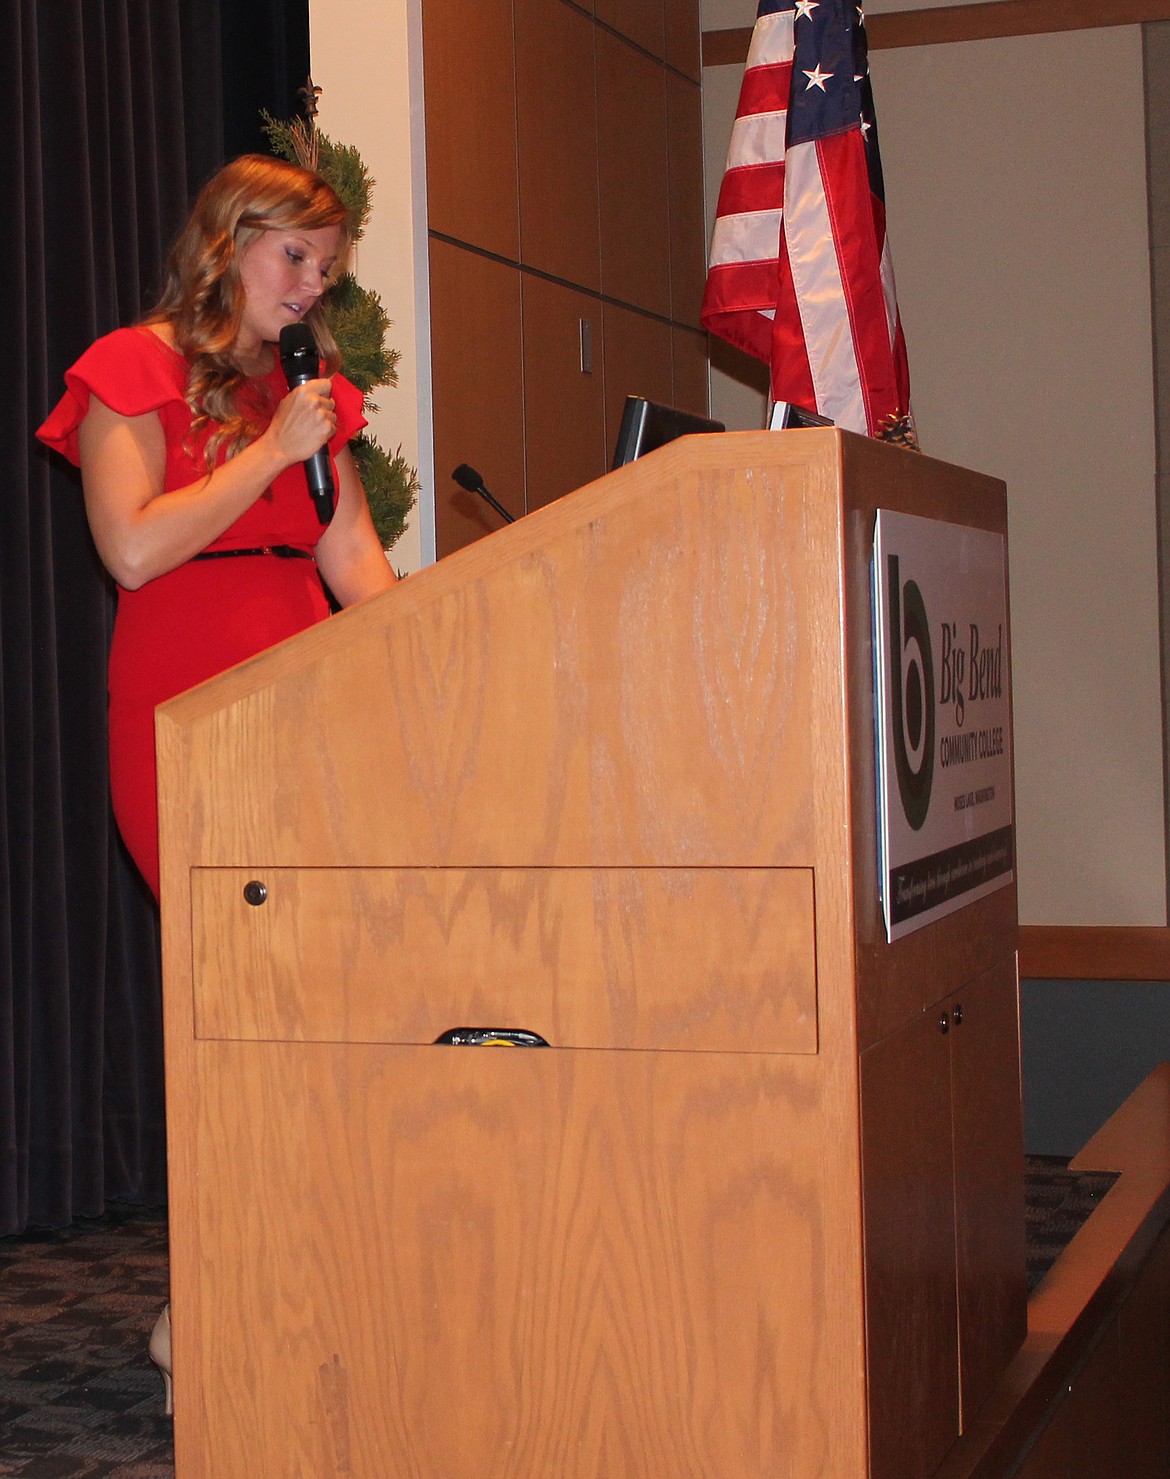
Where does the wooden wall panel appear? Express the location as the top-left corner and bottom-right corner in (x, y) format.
(521, 274), (607, 510)
(667, 71), (706, 329)
(597, 31), (671, 319)
(514, 0), (601, 291)
(421, 0), (519, 259)
(673, 325), (712, 416)
(424, 0), (708, 555)
(595, 0), (664, 58)
(429, 241), (525, 555)
(602, 303), (674, 459)
(665, 0), (701, 80)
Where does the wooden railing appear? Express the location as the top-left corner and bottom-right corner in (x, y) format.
(935, 1064), (1170, 1478)
(1019, 927), (1170, 982)
(702, 0), (1170, 67)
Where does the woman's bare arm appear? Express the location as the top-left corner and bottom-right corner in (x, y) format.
(313, 445), (399, 607)
(78, 379), (337, 590)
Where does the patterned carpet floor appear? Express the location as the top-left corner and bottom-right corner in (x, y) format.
(1024, 1155), (1117, 1295)
(0, 1158), (1119, 1476)
(0, 1206), (171, 1477)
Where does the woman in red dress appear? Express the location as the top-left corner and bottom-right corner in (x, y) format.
(40, 154), (399, 900)
(36, 152), (399, 1409)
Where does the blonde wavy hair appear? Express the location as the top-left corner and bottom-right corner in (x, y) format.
(144, 154), (351, 463)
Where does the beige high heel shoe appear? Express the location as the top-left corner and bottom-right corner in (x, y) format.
(149, 1304), (173, 1415)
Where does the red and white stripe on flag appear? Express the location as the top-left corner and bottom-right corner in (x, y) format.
(701, 0), (910, 437)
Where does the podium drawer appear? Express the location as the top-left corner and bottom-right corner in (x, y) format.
(191, 866), (818, 1053)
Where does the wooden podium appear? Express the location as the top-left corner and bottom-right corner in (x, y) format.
(156, 430), (1025, 1479)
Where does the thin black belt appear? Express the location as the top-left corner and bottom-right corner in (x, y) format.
(192, 545), (315, 562)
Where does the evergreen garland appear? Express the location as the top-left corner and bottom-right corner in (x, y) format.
(262, 109), (418, 552)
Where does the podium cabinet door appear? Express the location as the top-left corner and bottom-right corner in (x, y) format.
(950, 957), (1027, 1423)
(860, 1009), (960, 1479)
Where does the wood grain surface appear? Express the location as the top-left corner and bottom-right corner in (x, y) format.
(191, 864), (818, 1053)
(156, 430), (1019, 1477)
(160, 436), (822, 874)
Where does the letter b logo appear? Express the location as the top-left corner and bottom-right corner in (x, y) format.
(888, 555), (934, 830)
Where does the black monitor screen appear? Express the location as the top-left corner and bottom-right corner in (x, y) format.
(611, 397), (725, 470)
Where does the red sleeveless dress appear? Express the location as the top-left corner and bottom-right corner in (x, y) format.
(37, 327), (367, 897)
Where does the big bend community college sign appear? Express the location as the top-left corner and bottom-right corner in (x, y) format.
(873, 509), (1014, 942)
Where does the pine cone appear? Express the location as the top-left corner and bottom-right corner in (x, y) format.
(877, 412), (921, 452)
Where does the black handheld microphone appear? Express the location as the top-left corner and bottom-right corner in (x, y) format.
(452, 463), (515, 525)
(278, 323), (335, 524)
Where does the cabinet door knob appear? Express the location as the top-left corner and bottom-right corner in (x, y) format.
(953, 1003), (964, 1026)
(939, 1011), (950, 1034)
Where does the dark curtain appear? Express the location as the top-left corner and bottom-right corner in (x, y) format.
(221, 3), (312, 161)
(1, 0), (309, 1236)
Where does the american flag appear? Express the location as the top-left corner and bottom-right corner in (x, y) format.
(701, 0), (910, 436)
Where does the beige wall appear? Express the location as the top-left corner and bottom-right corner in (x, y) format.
(701, 16), (1165, 926)
(309, 0), (435, 571)
(702, 60), (770, 431)
(871, 27), (1162, 925)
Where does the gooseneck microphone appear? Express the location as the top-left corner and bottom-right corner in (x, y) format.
(278, 323), (335, 524)
(452, 463), (515, 525)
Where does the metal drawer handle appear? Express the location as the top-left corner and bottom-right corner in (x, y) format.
(434, 1027), (550, 1047)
